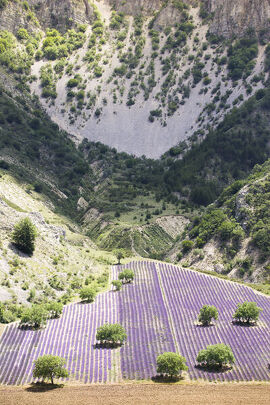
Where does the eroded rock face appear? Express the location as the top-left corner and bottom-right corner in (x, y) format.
(205, 0), (270, 39)
(32, 0), (94, 32)
(0, 0), (94, 34)
(106, 0), (163, 15)
(105, 0), (197, 17)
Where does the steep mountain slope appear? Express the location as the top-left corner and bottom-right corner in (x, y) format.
(0, 0), (269, 157)
(0, 171), (114, 307)
(168, 159), (270, 286)
(0, 0), (270, 288)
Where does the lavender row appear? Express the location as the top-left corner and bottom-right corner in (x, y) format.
(117, 261), (175, 380)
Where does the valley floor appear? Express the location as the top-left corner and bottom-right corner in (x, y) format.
(0, 382), (269, 405)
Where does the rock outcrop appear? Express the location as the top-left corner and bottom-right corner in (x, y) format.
(29, 0), (94, 32)
(205, 0), (270, 39)
(0, 0), (94, 34)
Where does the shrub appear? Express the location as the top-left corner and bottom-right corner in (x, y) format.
(182, 240), (194, 253)
(198, 305), (218, 326)
(0, 0), (7, 9)
(20, 305), (49, 328)
(252, 223), (270, 254)
(96, 323), (127, 345)
(33, 355), (69, 385)
(16, 28), (29, 41)
(79, 286), (97, 303)
(12, 217), (37, 255)
(233, 301), (263, 324)
(156, 352), (188, 378)
(196, 344), (235, 369)
(112, 280), (122, 291)
(46, 302), (63, 319)
(119, 269), (134, 284)
(0, 303), (16, 323)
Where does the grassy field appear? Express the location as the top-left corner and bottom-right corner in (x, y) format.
(0, 383), (269, 405)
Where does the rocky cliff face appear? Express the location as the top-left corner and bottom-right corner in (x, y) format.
(106, 0), (163, 16)
(106, 0), (198, 17)
(0, 0), (94, 34)
(29, 0), (94, 32)
(206, 0), (270, 39)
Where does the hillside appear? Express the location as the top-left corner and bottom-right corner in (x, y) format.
(0, 1), (270, 398)
(0, 2), (270, 284)
(0, 0), (268, 157)
(169, 159), (270, 286)
(0, 171), (115, 307)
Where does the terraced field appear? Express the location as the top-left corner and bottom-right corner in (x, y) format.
(0, 261), (269, 384)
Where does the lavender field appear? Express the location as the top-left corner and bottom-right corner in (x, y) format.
(0, 261), (269, 384)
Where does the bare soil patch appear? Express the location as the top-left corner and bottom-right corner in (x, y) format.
(0, 382), (269, 405)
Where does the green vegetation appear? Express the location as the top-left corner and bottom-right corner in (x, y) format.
(0, 30), (40, 73)
(42, 28), (85, 61)
(182, 240), (194, 253)
(233, 302), (263, 324)
(79, 286), (97, 303)
(189, 209), (244, 248)
(96, 323), (127, 346)
(119, 269), (134, 284)
(12, 217), (37, 255)
(40, 64), (57, 99)
(33, 355), (69, 385)
(196, 344), (235, 369)
(0, 88), (90, 215)
(0, 0), (8, 9)
(114, 248), (125, 265)
(165, 89), (270, 206)
(156, 352), (188, 378)
(228, 35), (258, 80)
(20, 304), (49, 328)
(198, 305), (218, 326)
(112, 280), (122, 291)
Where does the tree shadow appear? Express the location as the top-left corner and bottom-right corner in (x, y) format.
(195, 364), (233, 373)
(195, 323), (215, 328)
(151, 375), (184, 383)
(93, 342), (122, 349)
(8, 242), (32, 257)
(25, 382), (64, 393)
(18, 324), (43, 331)
(232, 320), (256, 327)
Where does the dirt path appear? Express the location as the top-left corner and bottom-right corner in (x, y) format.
(0, 383), (269, 405)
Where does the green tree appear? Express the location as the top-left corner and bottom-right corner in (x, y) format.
(233, 301), (263, 324)
(20, 305), (49, 328)
(182, 240), (194, 253)
(198, 305), (218, 326)
(33, 355), (69, 385)
(112, 280), (122, 291)
(156, 352), (188, 378)
(196, 344), (235, 369)
(12, 218), (37, 255)
(79, 286), (97, 303)
(119, 269), (134, 284)
(114, 249), (125, 264)
(96, 323), (127, 346)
